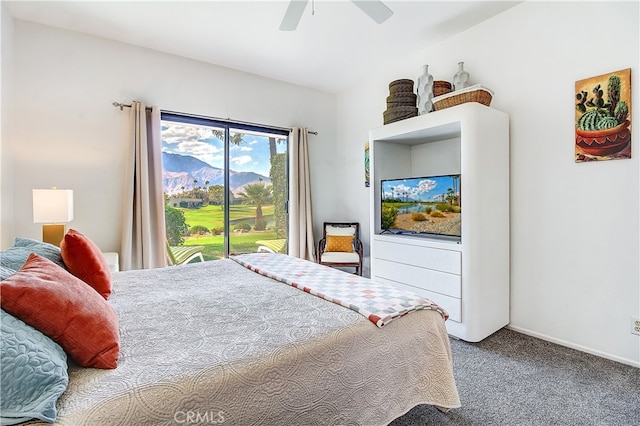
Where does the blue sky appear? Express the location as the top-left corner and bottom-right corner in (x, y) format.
(160, 121), (286, 177)
(382, 175), (460, 202)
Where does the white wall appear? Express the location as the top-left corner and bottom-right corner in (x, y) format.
(4, 21), (337, 253)
(336, 1), (640, 366)
(1, 2), (16, 249)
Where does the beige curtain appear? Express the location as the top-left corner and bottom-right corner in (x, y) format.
(288, 127), (315, 261)
(120, 102), (167, 270)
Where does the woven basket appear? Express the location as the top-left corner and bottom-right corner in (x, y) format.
(433, 85), (493, 111)
(386, 93), (417, 107)
(383, 106), (417, 124)
(433, 80), (453, 97)
(384, 112), (417, 125)
(388, 79), (414, 94)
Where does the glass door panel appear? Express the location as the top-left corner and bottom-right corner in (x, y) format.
(161, 120), (227, 260)
(228, 128), (288, 255)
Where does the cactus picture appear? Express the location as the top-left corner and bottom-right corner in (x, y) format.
(575, 68), (632, 162)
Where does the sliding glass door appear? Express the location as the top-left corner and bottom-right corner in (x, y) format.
(161, 113), (288, 260)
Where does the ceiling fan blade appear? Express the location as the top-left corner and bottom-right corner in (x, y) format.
(279, 0), (309, 31)
(351, 0), (393, 24)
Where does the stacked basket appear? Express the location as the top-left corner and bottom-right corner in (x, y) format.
(433, 80), (453, 97)
(383, 79), (418, 124)
(432, 84), (493, 111)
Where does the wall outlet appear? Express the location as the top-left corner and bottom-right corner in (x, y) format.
(632, 317), (640, 336)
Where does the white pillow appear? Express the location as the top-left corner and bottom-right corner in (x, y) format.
(326, 225), (356, 236)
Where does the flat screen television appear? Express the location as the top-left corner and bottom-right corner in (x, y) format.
(380, 174), (461, 240)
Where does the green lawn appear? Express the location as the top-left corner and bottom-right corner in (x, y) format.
(181, 204), (275, 229)
(177, 204), (279, 260)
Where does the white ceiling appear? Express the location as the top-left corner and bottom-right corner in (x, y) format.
(5, 0), (520, 94)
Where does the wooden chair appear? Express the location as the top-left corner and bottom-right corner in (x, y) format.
(317, 222), (363, 275)
(166, 241), (205, 266)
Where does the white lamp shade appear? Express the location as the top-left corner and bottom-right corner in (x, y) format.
(33, 189), (74, 223)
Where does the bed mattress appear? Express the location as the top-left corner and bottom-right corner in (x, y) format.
(26, 258), (460, 425)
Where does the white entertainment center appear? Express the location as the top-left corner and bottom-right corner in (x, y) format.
(369, 102), (510, 342)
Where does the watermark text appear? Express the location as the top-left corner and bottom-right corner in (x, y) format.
(174, 410), (225, 424)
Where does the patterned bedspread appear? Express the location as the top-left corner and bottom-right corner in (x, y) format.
(25, 258), (460, 426)
(231, 253), (449, 326)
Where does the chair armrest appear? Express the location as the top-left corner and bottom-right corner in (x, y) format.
(317, 238), (327, 263)
(354, 238), (364, 258)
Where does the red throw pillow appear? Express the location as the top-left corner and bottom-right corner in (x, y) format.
(60, 229), (112, 299)
(0, 253), (120, 369)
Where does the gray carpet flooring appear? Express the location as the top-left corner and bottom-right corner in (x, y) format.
(390, 328), (640, 426)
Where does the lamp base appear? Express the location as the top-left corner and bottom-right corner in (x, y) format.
(42, 224), (66, 246)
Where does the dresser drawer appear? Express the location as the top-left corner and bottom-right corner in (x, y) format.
(374, 240), (461, 275)
(375, 258), (461, 298)
(376, 277), (461, 322)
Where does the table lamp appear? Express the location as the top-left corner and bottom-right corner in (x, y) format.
(32, 188), (74, 246)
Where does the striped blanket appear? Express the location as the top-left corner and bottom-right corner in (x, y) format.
(231, 253), (448, 327)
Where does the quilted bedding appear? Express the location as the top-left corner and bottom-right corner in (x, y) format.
(231, 252), (449, 326)
(25, 256), (460, 425)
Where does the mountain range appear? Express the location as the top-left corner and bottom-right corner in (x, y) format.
(162, 152), (270, 195)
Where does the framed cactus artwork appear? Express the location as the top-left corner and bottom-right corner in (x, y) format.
(575, 68), (632, 162)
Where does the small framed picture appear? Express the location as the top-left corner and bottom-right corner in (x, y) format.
(365, 142), (370, 187)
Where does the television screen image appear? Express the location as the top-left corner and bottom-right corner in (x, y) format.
(381, 174), (461, 239)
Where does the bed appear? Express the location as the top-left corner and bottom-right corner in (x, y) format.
(1, 237), (460, 426)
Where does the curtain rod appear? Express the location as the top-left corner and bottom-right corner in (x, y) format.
(112, 102), (318, 135)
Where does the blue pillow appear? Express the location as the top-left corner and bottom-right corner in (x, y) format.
(0, 265), (16, 281)
(0, 238), (66, 270)
(0, 309), (69, 425)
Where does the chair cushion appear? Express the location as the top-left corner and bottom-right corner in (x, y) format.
(0, 253), (120, 369)
(325, 235), (354, 252)
(60, 229), (112, 299)
(326, 225), (356, 236)
(169, 245), (205, 265)
(321, 251), (360, 264)
(255, 239), (286, 254)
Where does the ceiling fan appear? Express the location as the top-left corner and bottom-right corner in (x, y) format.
(280, 0), (394, 31)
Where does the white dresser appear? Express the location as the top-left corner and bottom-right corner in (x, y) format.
(369, 103), (510, 342)
(373, 237), (462, 322)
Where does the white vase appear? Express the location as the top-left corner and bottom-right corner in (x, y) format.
(452, 62), (470, 91)
(416, 64), (434, 115)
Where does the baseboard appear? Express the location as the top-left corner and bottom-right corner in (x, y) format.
(506, 325), (640, 368)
